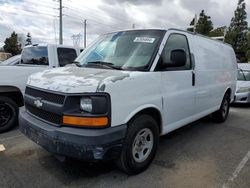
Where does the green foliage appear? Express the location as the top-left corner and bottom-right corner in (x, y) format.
(195, 10), (213, 36)
(225, 0), (248, 61)
(3, 32), (22, 55)
(209, 26), (226, 37)
(246, 31), (250, 62)
(25, 32), (32, 46)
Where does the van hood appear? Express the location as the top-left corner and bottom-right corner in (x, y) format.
(27, 65), (131, 93)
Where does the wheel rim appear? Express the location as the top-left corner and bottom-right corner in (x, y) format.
(132, 128), (154, 163)
(222, 98), (229, 118)
(0, 103), (13, 127)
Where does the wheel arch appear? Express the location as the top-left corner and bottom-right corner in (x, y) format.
(125, 105), (163, 135)
(224, 87), (232, 102)
(0, 86), (24, 107)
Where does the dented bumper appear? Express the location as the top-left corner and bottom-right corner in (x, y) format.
(19, 108), (127, 161)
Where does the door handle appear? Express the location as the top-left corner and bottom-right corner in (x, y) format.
(192, 70), (195, 86)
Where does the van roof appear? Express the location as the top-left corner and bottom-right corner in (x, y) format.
(105, 28), (232, 47)
(168, 28), (232, 47)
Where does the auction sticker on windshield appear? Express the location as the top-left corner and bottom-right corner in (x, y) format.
(133, 37), (155, 43)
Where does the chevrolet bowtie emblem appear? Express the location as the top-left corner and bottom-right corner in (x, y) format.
(34, 98), (43, 108)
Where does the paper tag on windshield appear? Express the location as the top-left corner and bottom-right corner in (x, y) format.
(133, 37), (155, 43)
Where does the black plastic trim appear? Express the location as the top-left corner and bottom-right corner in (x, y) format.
(19, 108), (127, 160)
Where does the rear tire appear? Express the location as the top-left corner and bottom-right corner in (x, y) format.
(212, 93), (230, 123)
(0, 97), (18, 133)
(115, 114), (159, 175)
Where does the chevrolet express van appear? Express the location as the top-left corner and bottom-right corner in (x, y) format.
(20, 29), (237, 174)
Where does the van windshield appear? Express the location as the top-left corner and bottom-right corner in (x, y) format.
(21, 46), (48, 65)
(237, 69), (250, 81)
(75, 30), (165, 71)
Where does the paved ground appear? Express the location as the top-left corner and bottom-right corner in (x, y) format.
(0, 105), (250, 188)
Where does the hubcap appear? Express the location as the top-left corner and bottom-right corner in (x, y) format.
(132, 128), (154, 163)
(0, 103), (13, 127)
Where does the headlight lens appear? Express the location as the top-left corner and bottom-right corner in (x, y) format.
(80, 97), (92, 113)
(237, 87), (250, 93)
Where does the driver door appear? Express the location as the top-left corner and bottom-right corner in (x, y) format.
(159, 33), (195, 133)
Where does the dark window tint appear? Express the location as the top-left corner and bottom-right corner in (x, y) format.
(160, 34), (191, 70)
(57, 48), (77, 66)
(21, 47), (48, 65)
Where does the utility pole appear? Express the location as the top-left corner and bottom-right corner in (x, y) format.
(194, 14), (197, 32)
(84, 19), (87, 48)
(59, 0), (63, 44)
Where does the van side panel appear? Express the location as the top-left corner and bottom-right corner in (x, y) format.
(188, 34), (237, 117)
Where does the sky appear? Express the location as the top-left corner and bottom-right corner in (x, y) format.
(0, 0), (249, 48)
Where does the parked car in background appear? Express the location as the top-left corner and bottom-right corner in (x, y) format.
(20, 29), (237, 174)
(0, 54), (21, 66)
(234, 63), (250, 104)
(0, 44), (82, 133)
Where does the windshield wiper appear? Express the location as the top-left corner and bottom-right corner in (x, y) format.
(239, 68), (247, 81)
(72, 61), (81, 67)
(87, 61), (122, 70)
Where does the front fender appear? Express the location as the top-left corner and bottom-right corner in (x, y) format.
(124, 104), (162, 124)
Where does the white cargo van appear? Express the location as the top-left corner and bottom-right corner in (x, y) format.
(20, 29), (237, 174)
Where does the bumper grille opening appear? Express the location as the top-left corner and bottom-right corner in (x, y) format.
(26, 103), (62, 125)
(240, 97), (247, 101)
(25, 87), (65, 105)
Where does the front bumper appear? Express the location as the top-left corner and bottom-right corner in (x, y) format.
(234, 92), (250, 104)
(19, 108), (127, 161)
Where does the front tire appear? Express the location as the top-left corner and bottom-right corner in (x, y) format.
(116, 114), (159, 175)
(212, 93), (230, 123)
(0, 97), (18, 133)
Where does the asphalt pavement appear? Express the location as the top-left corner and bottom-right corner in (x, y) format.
(0, 105), (250, 188)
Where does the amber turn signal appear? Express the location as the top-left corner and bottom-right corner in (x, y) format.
(63, 116), (108, 127)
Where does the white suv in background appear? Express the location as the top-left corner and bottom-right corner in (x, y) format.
(0, 44), (82, 133)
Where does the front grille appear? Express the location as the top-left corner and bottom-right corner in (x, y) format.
(25, 87), (65, 105)
(26, 103), (62, 125)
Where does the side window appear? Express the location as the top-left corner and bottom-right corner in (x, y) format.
(57, 48), (77, 67)
(160, 33), (191, 70)
(21, 47), (48, 65)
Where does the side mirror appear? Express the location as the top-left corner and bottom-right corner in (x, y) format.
(169, 49), (186, 67)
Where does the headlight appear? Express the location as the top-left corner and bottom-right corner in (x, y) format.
(80, 96), (109, 114)
(63, 94), (110, 128)
(80, 97), (92, 113)
(237, 87), (250, 93)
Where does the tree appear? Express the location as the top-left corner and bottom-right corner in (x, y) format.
(3, 32), (22, 55)
(195, 10), (213, 36)
(246, 31), (250, 62)
(25, 32), (32, 46)
(209, 26), (227, 37)
(225, 0), (248, 62)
